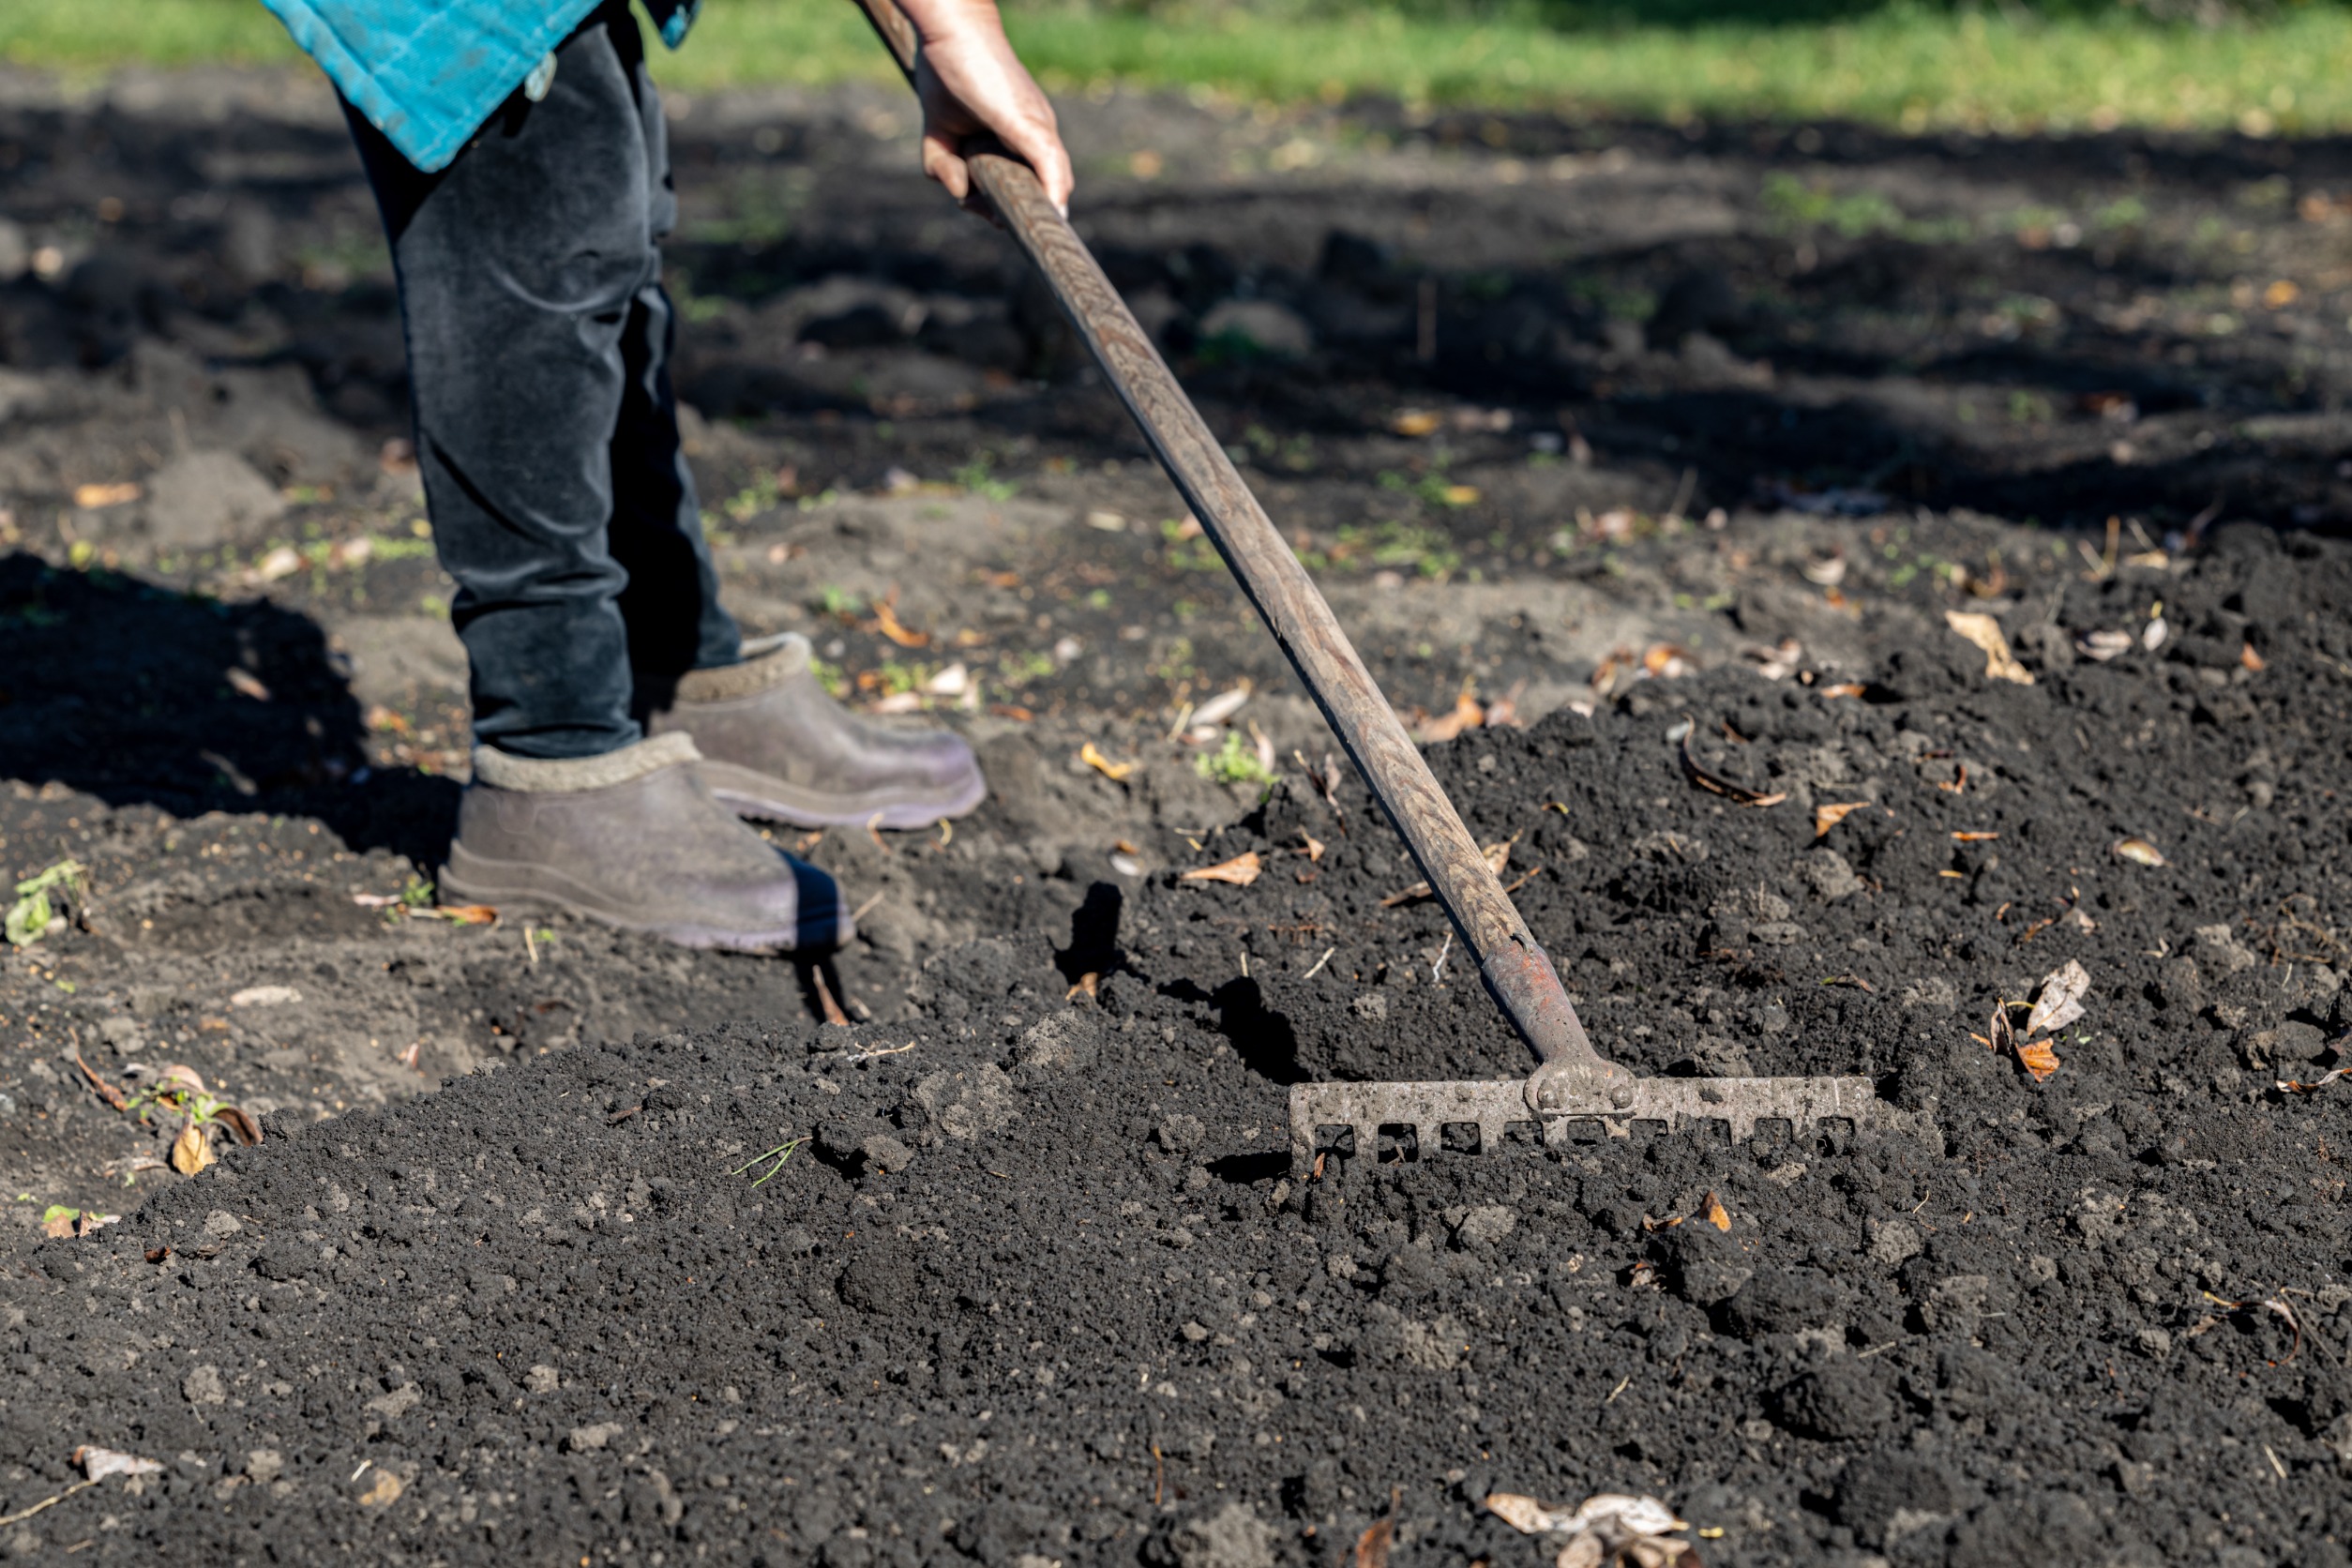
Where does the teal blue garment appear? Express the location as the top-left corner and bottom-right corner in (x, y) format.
(257, 0), (701, 173)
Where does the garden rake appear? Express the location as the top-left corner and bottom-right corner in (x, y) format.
(842, 0), (1915, 1172)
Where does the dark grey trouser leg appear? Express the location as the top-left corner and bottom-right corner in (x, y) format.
(346, 0), (737, 761)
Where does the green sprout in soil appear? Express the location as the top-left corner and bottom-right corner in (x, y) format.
(6, 860), (85, 947)
(1196, 732), (1277, 789)
(1159, 518), (1222, 574)
(953, 455), (1018, 502)
(731, 1138), (805, 1187)
(875, 660), (932, 697)
(399, 875), (435, 910)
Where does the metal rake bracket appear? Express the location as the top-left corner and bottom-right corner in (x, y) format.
(1288, 1076), (1932, 1173)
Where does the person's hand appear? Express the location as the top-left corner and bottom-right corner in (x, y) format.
(898, 0), (1073, 219)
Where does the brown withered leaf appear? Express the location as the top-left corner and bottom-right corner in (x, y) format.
(1944, 611), (2035, 685)
(2026, 958), (2091, 1038)
(1066, 972), (1099, 1002)
(1818, 682), (1866, 699)
(1485, 1495), (1555, 1535)
(1299, 831), (1325, 862)
(1814, 801), (1871, 838)
(357, 1470), (405, 1507)
(1354, 1517), (1394, 1568)
(1181, 852), (1262, 887)
(215, 1105), (264, 1147)
(2113, 837), (2167, 867)
(1704, 1193), (1731, 1231)
(869, 595), (929, 648)
(1679, 731), (1786, 807)
(1416, 690), (1485, 744)
(2015, 1036), (2061, 1081)
(1079, 741), (1136, 781)
(171, 1122), (215, 1176)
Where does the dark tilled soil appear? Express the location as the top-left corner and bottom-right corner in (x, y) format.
(6, 524), (2352, 1568)
(4, 63), (2352, 1568)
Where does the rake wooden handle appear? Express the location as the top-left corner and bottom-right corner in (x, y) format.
(843, 0), (1616, 1101)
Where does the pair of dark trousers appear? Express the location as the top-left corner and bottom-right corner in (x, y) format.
(345, 1), (739, 760)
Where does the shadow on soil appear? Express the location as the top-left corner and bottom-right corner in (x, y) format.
(0, 550), (458, 864)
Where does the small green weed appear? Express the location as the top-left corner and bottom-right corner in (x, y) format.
(1196, 732), (1277, 789)
(996, 649), (1058, 690)
(1763, 173), (1970, 245)
(1160, 518), (1222, 574)
(953, 455), (1018, 502)
(731, 1138), (805, 1187)
(5, 860), (84, 946)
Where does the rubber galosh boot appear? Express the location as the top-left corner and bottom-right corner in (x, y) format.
(439, 732), (849, 953)
(647, 633), (986, 830)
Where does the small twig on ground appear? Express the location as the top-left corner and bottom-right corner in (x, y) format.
(72, 1049), (127, 1111)
(810, 966), (851, 1027)
(1302, 946), (1335, 980)
(0, 1477), (98, 1528)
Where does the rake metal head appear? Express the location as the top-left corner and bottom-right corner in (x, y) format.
(1289, 1073), (1926, 1173)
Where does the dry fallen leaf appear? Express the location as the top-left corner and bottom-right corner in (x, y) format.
(73, 481), (142, 509)
(171, 1122), (215, 1176)
(2015, 1036), (2061, 1081)
(869, 596), (929, 648)
(1354, 1516), (1395, 1568)
(1814, 801), (1871, 838)
(158, 1064), (208, 1095)
(1944, 611), (2035, 685)
(434, 904), (499, 926)
(1704, 1193), (1730, 1231)
(1417, 690), (1485, 744)
(1643, 643), (1696, 679)
(2241, 642), (2266, 672)
(1299, 831), (1325, 862)
(357, 1470), (404, 1507)
(1486, 1495), (1556, 1535)
(1079, 742), (1136, 782)
(1187, 685), (1251, 729)
(74, 1445), (163, 1482)
(224, 668), (272, 701)
(1391, 409), (1442, 437)
(1066, 972), (1098, 1001)
(2026, 958), (2091, 1038)
(1180, 852), (1261, 887)
(1818, 682), (1866, 699)
(2076, 628), (2133, 662)
(215, 1105), (264, 1147)
(2113, 837), (2167, 867)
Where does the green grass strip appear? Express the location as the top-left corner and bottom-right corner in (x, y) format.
(8, 0), (2352, 137)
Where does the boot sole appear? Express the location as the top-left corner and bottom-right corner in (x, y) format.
(698, 760), (988, 831)
(439, 842), (820, 954)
